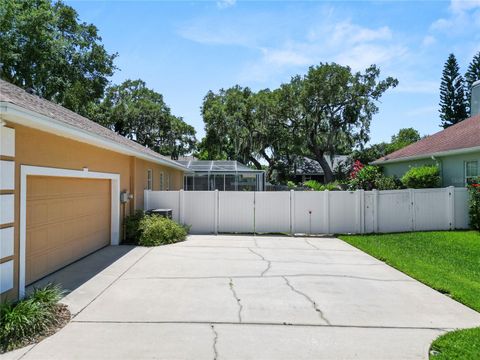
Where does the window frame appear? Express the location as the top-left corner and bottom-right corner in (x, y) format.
(146, 169), (153, 190)
(159, 172), (164, 191)
(465, 160), (479, 185)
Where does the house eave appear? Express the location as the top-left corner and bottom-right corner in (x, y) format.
(372, 145), (480, 165)
(0, 101), (188, 172)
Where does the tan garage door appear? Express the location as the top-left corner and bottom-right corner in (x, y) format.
(26, 176), (111, 285)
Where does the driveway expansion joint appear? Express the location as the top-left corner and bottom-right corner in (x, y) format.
(69, 319), (451, 331)
(282, 276), (331, 325)
(72, 248), (154, 318)
(123, 273), (413, 283)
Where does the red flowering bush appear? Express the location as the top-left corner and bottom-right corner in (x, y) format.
(350, 160), (364, 179)
(467, 177), (480, 230)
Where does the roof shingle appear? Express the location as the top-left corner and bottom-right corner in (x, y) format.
(0, 79), (184, 169)
(375, 114), (480, 163)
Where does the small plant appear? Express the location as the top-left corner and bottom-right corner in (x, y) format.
(138, 216), (189, 246)
(0, 284), (67, 353)
(304, 180), (339, 191)
(287, 180), (296, 189)
(467, 177), (480, 230)
(401, 165), (440, 189)
(124, 210), (146, 244)
(375, 175), (402, 190)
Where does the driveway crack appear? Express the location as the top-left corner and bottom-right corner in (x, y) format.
(210, 324), (219, 360)
(228, 278), (243, 323)
(304, 239), (320, 250)
(248, 248), (271, 276)
(282, 276), (331, 325)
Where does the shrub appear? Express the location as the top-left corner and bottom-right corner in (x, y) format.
(467, 177), (480, 230)
(349, 160), (364, 179)
(347, 165), (400, 190)
(401, 165), (440, 189)
(138, 216), (188, 246)
(348, 165), (381, 190)
(124, 210), (146, 244)
(287, 181), (296, 189)
(0, 284), (65, 352)
(375, 175), (402, 190)
(304, 180), (339, 191)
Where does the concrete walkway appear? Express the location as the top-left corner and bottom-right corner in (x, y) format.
(4, 235), (480, 360)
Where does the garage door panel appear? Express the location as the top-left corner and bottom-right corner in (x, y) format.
(26, 176), (111, 285)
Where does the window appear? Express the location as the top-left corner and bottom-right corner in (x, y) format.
(146, 169), (153, 190)
(465, 161), (478, 185)
(166, 173), (170, 190)
(159, 172), (164, 190)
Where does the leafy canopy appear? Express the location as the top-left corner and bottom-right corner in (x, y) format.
(200, 63), (397, 183)
(0, 0), (117, 115)
(91, 80), (196, 159)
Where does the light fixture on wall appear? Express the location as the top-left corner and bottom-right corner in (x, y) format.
(83, 167), (88, 172)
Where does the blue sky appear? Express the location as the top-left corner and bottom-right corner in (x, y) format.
(67, 0), (480, 144)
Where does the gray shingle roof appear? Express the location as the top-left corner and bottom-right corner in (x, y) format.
(0, 79), (185, 169)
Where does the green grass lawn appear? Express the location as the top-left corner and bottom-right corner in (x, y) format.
(338, 231), (480, 360)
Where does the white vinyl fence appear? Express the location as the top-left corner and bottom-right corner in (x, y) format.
(144, 187), (469, 235)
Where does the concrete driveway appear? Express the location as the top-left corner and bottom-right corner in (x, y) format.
(5, 235), (480, 360)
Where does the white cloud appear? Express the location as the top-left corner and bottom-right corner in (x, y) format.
(260, 48), (312, 67)
(217, 0), (236, 9)
(394, 80), (439, 94)
(430, 0), (480, 33)
(422, 35), (436, 46)
(450, 0), (480, 13)
(241, 20), (406, 81)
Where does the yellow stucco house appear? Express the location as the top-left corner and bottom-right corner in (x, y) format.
(0, 80), (187, 300)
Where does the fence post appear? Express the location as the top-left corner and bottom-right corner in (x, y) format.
(179, 189), (185, 225)
(324, 190), (330, 234)
(356, 190), (364, 234)
(214, 190), (219, 235)
(290, 190), (295, 236)
(373, 189), (379, 233)
(144, 190), (149, 210)
(447, 186), (455, 230)
(409, 189), (416, 231)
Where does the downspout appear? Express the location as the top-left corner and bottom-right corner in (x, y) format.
(432, 156), (443, 186)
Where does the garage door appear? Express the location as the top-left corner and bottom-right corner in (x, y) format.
(26, 176), (111, 285)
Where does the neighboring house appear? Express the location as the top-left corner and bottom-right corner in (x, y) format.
(0, 80), (187, 300)
(372, 114), (480, 187)
(177, 159), (266, 191)
(293, 156), (350, 184)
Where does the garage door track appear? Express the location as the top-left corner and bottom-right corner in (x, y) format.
(6, 235), (480, 360)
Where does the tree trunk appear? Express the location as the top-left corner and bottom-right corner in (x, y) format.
(248, 156), (263, 170)
(316, 155), (334, 183)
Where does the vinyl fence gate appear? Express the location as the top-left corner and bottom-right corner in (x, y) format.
(144, 187), (469, 235)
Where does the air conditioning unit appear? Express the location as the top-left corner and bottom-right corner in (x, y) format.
(146, 208), (173, 219)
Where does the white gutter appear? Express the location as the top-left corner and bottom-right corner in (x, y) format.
(0, 102), (188, 172)
(372, 145), (480, 165)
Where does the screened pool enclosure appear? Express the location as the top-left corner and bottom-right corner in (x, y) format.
(177, 160), (266, 191)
